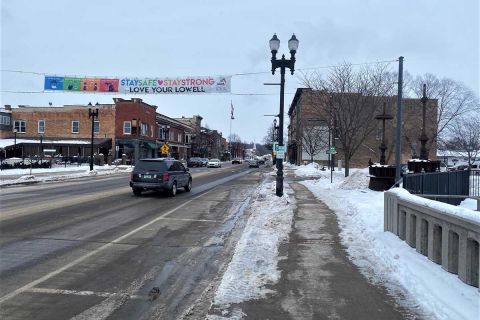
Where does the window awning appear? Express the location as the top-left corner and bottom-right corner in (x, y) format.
(145, 142), (159, 149)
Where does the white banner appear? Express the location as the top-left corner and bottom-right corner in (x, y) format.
(119, 76), (231, 94)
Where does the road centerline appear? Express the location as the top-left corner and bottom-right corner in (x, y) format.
(0, 187), (216, 304)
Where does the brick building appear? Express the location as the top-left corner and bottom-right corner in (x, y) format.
(156, 114), (193, 160)
(1, 99), (230, 163)
(287, 88), (439, 167)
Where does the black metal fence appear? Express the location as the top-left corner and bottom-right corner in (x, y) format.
(403, 170), (472, 205)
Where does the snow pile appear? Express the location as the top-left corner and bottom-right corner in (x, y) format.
(0, 166), (133, 186)
(391, 188), (480, 223)
(338, 167), (369, 190)
(299, 176), (479, 320)
(289, 162), (324, 177)
(460, 198), (479, 211)
(210, 182), (295, 313)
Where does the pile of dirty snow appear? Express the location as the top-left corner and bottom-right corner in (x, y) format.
(338, 168), (370, 190)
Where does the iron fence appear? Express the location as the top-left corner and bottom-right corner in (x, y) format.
(403, 170), (471, 205)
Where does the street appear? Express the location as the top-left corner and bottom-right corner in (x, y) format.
(0, 163), (263, 320)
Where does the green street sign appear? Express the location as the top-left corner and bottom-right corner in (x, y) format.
(326, 147), (337, 155)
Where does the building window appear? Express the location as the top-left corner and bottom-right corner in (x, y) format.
(14, 120), (26, 133)
(123, 121), (131, 134)
(141, 123), (148, 136)
(178, 133), (182, 143)
(0, 115), (10, 125)
(72, 120), (79, 133)
(38, 120), (45, 133)
(94, 121), (100, 134)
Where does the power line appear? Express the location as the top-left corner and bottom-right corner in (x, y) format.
(1, 58), (397, 78)
(0, 90), (296, 96)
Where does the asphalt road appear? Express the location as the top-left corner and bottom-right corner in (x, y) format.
(0, 163), (266, 320)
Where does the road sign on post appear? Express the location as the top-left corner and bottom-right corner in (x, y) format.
(326, 147), (337, 155)
(276, 145), (286, 159)
(161, 144), (169, 155)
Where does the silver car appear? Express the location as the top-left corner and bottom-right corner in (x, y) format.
(207, 159), (221, 168)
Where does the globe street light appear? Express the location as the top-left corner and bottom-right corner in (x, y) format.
(270, 33), (299, 197)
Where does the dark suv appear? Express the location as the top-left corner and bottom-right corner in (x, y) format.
(187, 157), (202, 167)
(130, 158), (192, 196)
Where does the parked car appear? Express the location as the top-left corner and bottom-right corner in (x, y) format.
(249, 159), (259, 168)
(187, 157), (203, 167)
(207, 159), (221, 168)
(231, 158), (243, 164)
(200, 158), (209, 166)
(130, 158), (191, 196)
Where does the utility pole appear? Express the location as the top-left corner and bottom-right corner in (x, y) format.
(395, 56), (404, 183)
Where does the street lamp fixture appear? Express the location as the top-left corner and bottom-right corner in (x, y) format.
(88, 106), (99, 171)
(269, 33), (299, 197)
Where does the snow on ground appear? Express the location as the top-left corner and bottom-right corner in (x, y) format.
(291, 163), (479, 320)
(208, 181), (295, 319)
(0, 165), (132, 186)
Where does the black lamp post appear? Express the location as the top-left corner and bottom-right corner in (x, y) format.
(419, 84), (429, 160)
(40, 134), (44, 161)
(13, 128), (17, 158)
(88, 104), (99, 171)
(270, 33), (299, 197)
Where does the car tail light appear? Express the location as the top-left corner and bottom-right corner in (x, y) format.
(162, 171), (169, 182)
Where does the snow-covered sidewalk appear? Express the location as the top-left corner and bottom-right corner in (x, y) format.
(291, 163), (479, 320)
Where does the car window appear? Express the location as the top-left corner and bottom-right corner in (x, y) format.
(168, 161), (181, 171)
(134, 160), (167, 171)
(178, 162), (186, 171)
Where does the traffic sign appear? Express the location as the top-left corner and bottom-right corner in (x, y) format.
(161, 144), (169, 154)
(276, 145), (286, 159)
(326, 147), (337, 155)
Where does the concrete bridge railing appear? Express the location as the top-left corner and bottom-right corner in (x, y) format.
(384, 188), (480, 288)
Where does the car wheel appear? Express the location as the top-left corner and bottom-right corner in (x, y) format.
(184, 178), (192, 192)
(169, 182), (177, 197)
(132, 188), (142, 196)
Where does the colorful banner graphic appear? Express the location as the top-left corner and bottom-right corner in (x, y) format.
(44, 75), (231, 94)
(44, 76), (64, 90)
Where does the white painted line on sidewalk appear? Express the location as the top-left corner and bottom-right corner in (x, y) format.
(0, 188), (215, 304)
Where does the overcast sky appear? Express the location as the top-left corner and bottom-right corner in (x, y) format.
(1, 0), (478, 143)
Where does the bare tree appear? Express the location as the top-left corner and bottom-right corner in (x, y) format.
(405, 74), (480, 156)
(445, 115), (480, 167)
(228, 133), (244, 158)
(301, 62), (396, 176)
(301, 118), (329, 163)
(262, 123), (276, 147)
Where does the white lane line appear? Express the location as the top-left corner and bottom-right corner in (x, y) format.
(0, 188), (214, 304)
(26, 288), (143, 300)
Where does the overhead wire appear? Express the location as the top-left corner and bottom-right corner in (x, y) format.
(0, 58), (397, 95)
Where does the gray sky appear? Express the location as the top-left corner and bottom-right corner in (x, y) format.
(1, 0), (479, 143)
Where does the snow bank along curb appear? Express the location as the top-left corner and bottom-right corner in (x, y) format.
(385, 188), (480, 288)
(208, 181), (295, 317)
(0, 166), (132, 187)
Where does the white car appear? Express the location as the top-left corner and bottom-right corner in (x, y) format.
(207, 159), (221, 168)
